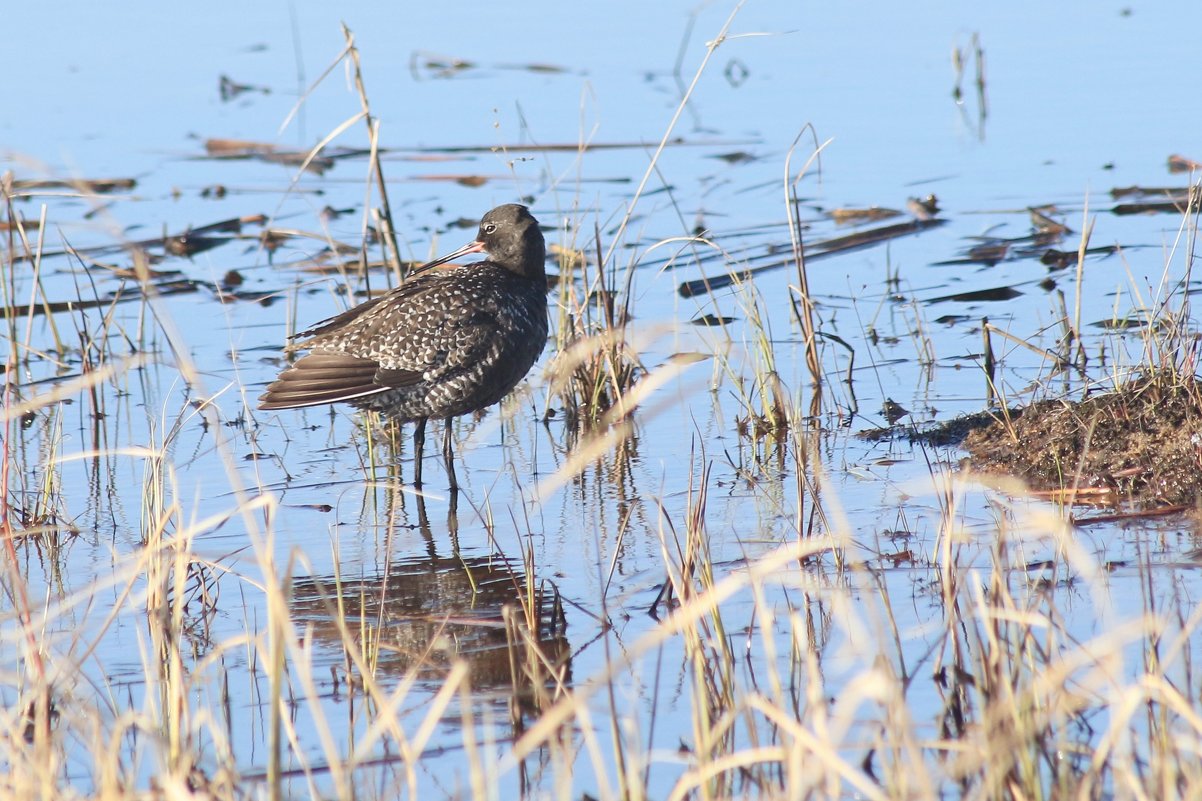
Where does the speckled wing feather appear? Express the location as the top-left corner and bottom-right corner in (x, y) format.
(290, 293), (391, 340)
(312, 271), (499, 371)
(257, 351), (388, 409)
(259, 267), (504, 410)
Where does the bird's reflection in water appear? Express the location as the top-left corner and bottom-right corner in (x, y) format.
(291, 493), (571, 717)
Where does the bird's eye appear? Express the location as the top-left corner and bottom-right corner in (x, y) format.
(483, 222), (498, 234)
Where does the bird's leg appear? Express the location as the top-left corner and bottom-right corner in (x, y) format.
(443, 416), (458, 491)
(412, 417), (427, 487)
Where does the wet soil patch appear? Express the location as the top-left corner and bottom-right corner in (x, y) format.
(951, 374), (1202, 506)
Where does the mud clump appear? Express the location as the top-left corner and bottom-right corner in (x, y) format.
(960, 373), (1202, 506)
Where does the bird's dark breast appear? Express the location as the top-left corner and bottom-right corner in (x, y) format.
(349, 265), (548, 421)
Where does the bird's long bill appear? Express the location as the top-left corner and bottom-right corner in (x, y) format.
(409, 238), (486, 276)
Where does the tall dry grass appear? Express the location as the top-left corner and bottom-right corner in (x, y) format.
(4, 11), (1202, 801)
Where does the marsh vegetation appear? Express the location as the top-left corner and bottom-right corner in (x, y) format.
(4, 3), (1202, 799)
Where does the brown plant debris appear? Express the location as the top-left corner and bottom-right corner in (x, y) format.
(826, 206), (902, 224)
(1167, 153), (1202, 173)
(200, 138), (362, 174)
(677, 217), (946, 297)
(10, 177), (136, 194)
(960, 372), (1202, 506)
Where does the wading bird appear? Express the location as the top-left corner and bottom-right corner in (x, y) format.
(259, 204), (548, 490)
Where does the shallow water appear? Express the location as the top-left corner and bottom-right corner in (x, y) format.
(5, 1), (1202, 797)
